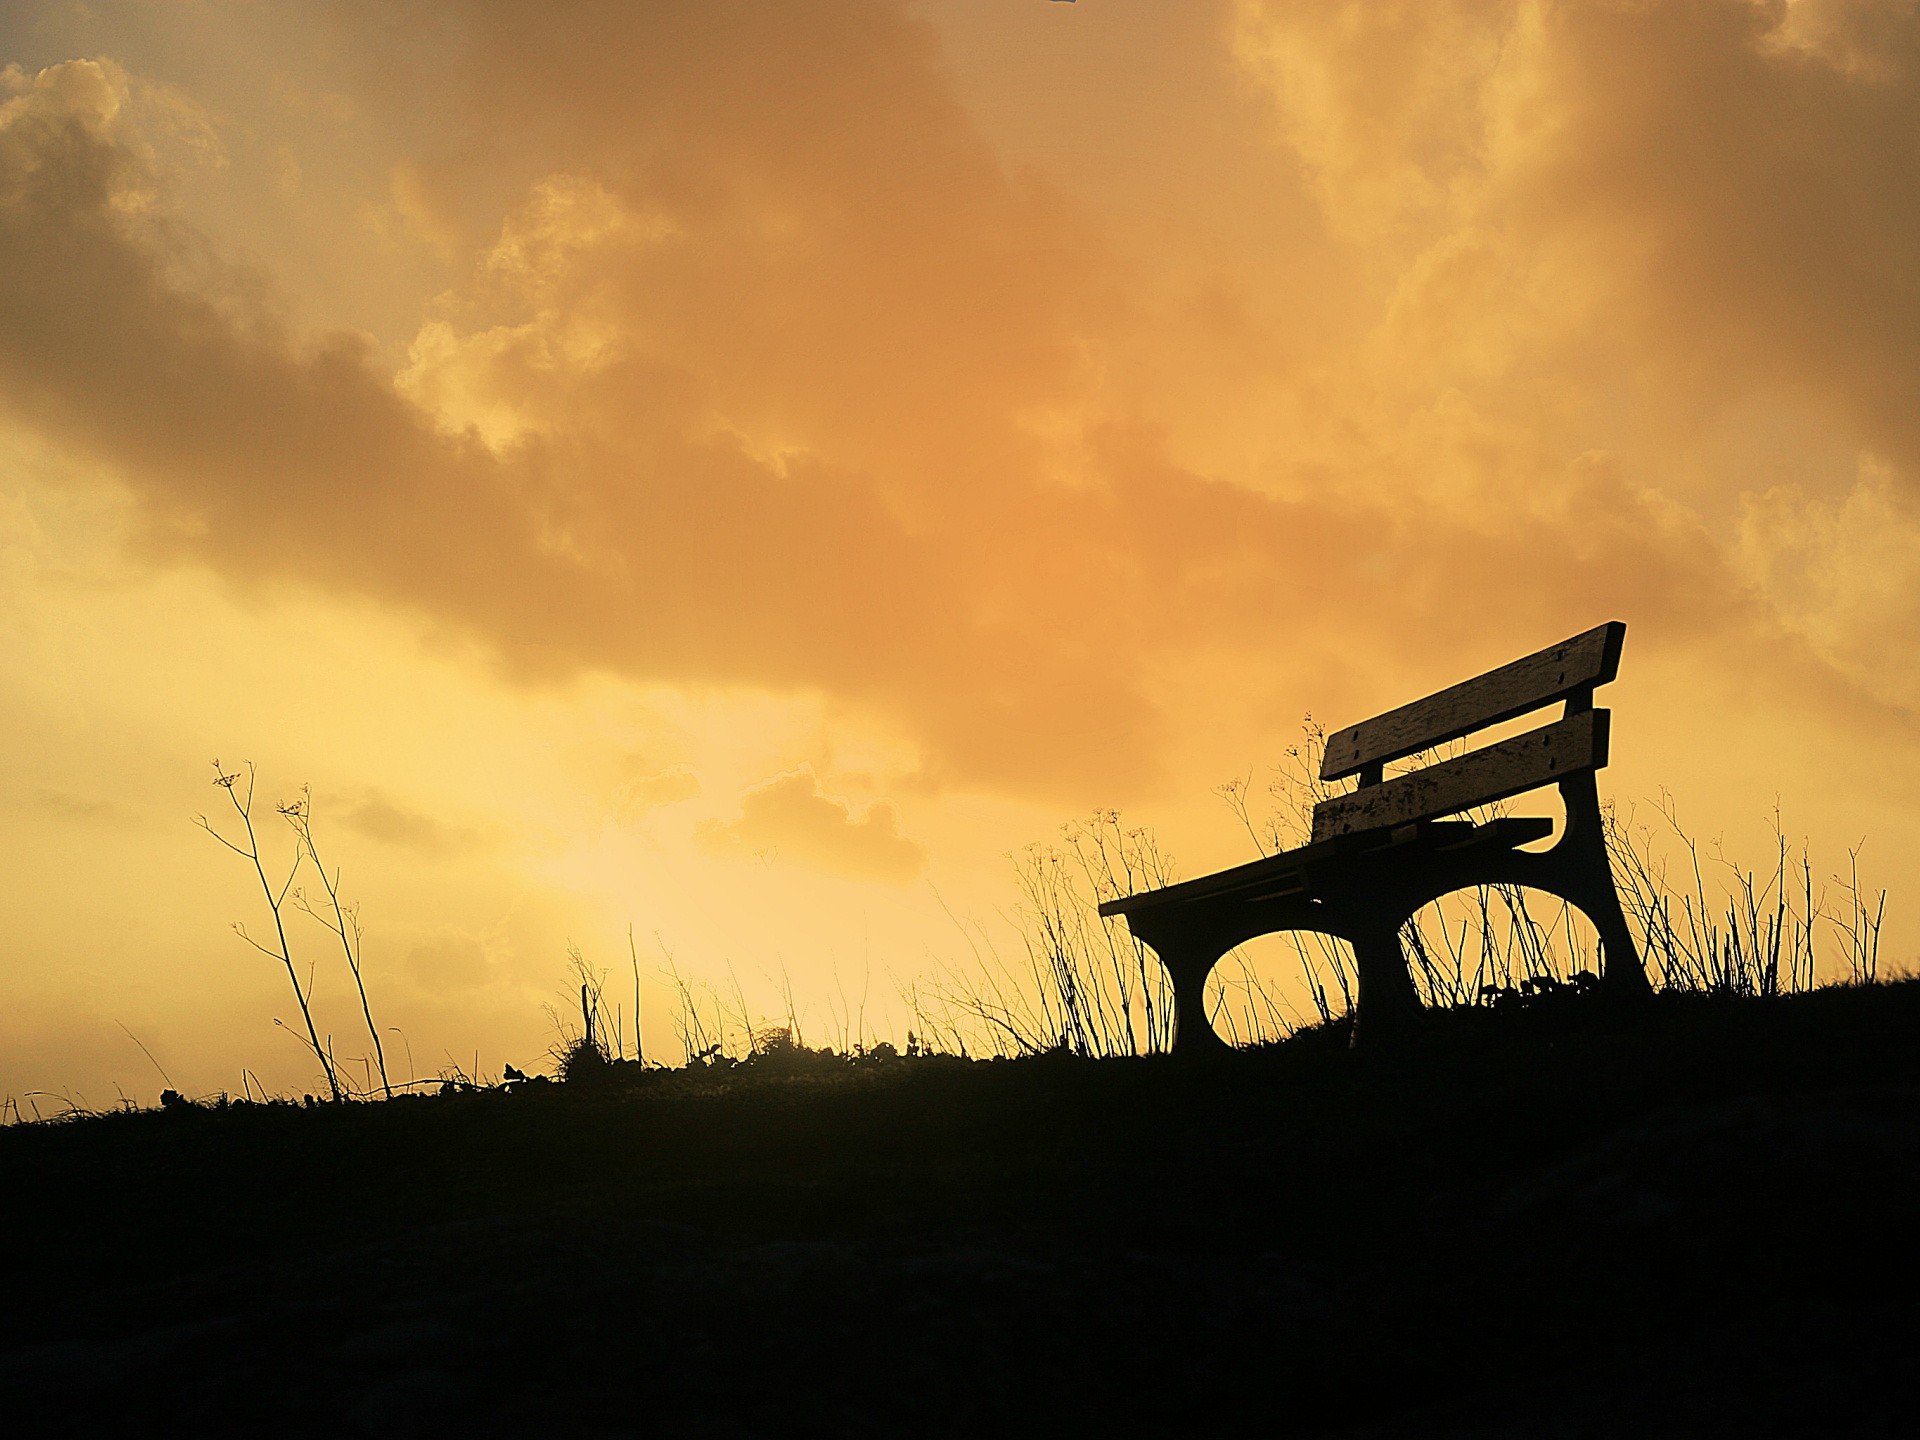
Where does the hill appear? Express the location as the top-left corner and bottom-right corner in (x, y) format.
(5, 983), (1919, 1436)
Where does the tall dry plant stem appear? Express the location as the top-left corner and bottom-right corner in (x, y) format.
(932, 811), (1180, 1057)
(196, 761), (342, 1102)
(284, 788), (392, 1100)
(628, 923), (645, 1066)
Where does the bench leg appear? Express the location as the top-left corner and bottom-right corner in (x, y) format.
(1348, 918), (1423, 1047)
(1556, 773), (1653, 999)
(1160, 944), (1227, 1056)
(1581, 875), (1652, 999)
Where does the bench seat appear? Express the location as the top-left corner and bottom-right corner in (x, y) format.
(1100, 817), (1554, 919)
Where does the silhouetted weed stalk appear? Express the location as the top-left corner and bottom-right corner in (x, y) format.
(920, 812), (1178, 1058)
(1610, 794), (1884, 995)
(195, 762), (400, 1102)
(546, 942), (651, 1081)
(196, 762), (343, 1102)
(283, 788), (393, 1099)
(523, 933), (933, 1091)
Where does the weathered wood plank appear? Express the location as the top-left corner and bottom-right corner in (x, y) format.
(1310, 710), (1610, 841)
(1098, 816), (1555, 919)
(1235, 817), (1553, 904)
(1319, 622), (1625, 782)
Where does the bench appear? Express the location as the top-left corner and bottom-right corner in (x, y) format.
(1097, 621), (1651, 1050)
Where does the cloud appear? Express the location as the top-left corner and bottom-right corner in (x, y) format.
(3, 3), (1920, 813)
(615, 764), (700, 819)
(1231, 0), (1920, 719)
(0, 50), (1707, 791)
(1737, 458), (1920, 707)
(403, 927), (500, 991)
(0, 38), (1168, 797)
(337, 790), (480, 857)
(695, 770), (926, 883)
(1237, 0), (1920, 475)
(26, 787), (138, 825)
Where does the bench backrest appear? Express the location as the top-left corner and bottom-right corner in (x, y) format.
(1309, 622), (1625, 842)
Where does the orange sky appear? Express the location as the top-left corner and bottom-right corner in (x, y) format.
(5, 0), (1919, 1103)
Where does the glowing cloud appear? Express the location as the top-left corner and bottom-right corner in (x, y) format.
(696, 770), (927, 884)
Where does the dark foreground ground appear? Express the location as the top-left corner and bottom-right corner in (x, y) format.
(5, 984), (1919, 1437)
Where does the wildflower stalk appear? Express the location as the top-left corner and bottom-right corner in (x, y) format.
(197, 761), (342, 1102)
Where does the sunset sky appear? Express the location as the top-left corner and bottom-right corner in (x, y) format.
(5, 0), (1920, 1103)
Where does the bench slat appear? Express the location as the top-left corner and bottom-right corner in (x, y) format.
(1237, 816), (1554, 904)
(1319, 622), (1625, 782)
(1310, 710), (1610, 841)
(1097, 816), (1555, 920)
(1095, 830), (1377, 918)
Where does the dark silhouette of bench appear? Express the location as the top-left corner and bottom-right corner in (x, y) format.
(1099, 622), (1651, 1051)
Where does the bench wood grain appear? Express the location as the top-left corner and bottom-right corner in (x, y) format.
(1311, 709), (1609, 841)
(1320, 622), (1624, 782)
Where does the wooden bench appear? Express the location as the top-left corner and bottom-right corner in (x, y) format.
(1098, 621), (1651, 1050)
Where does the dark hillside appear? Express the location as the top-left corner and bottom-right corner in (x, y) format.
(5, 984), (1919, 1436)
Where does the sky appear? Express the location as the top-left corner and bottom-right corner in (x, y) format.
(4, 0), (1919, 1104)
